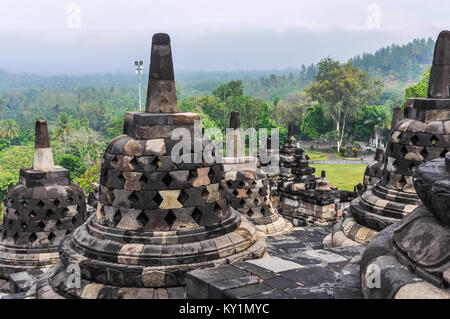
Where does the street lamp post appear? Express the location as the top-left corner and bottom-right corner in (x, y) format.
(134, 61), (144, 111)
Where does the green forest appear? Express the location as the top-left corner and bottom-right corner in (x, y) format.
(0, 36), (434, 203)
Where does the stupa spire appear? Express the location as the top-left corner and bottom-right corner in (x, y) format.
(145, 33), (178, 113)
(33, 120), (55, 171)
(428, 30), (450, 99)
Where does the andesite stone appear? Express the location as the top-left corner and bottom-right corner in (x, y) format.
(0, 120), (87, 279)
(33, 33), (266, 299)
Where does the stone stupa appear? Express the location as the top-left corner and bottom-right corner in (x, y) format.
(0, 120), (87, 279)
(329, 31), (450, 247)
(223, 111), (293, 236)
(360, 154), (450, 299)
(33, 33), (266, 299)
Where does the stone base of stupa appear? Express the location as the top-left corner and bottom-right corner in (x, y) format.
(322, 216), (378, 248)
(0, 171), (87, 279)
(33, 211), (266, 299)
(278, 185), (353, 227)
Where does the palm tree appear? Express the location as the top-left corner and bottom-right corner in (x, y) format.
(364, 105), (391, 148)
(0, 118), (19, 147)
(53, 112), (71, 143)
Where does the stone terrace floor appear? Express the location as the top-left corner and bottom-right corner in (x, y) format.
(187, 226), (365, 299)
(0, 226), (365, 299)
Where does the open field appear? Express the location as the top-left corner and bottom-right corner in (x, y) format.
(310, 163), (366, 191)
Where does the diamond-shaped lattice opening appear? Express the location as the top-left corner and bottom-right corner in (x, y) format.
(162, 173), (173, 188)
(258, 188), (265, 196)
(53, 199), (61, 207)
(420, 147), (428, 160)
(21, 200), (28, 208)
(37, 200), (45, 208)
(140, 174), (149, 184)
(111, 156), (118, 167)
(430, 135), (439, 145)
(113, 211), (122, 226)
(214, 202), (222, 214)
(38, 221), (46, 229)
(246, 189), (253, 196)
(128, 192), (139, 206)
(46, 209), (55, 217)
(239, 199), (246, 206)
(71, 216), (77, 225)
(47, 232), (56, 243)
(252, 180), (258, 186)
(191, 208), (202, 224)
(409, 135), (419, 145)
(399, 175), (407, 188)
(137, 212), (149, 226)
(247, 208), (255, 218)
(29, 233), (37, 244)
(208, 169), (215, 182)
(151, 157), (161, 168)
(101, 171), (108, 184)
(392, 160), (398, 170)
(67, 196), (74, 204)
(56, 219), (62, 226)
(232, 189), (239, 196)
(254, 198), (260, 206)
(226, 181), (233, 188)
(261, 206), (271, 217)
(164, 210), (177, 228)
(400, 145), (408, 157)
(441, 149), (449, 158)
(130, 157), (138, 169)
(178, 190), (190, 204)
(21, 223), (28, 230)
(238, 181), (246, 187)
(153, 192), (163, 207)
(28, 211), (36, 219)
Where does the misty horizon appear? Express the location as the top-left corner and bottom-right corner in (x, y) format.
(0, 0), (447, 75)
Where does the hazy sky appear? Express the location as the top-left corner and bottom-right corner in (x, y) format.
(0, 0), (448, 75)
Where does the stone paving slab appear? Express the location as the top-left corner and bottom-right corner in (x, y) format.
(186, 227), (366, 299)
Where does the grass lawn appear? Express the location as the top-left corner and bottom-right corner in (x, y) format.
(306, 151), (328, 161)
(310, 164), (366, 191)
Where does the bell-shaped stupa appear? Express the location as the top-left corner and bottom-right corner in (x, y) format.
(223, 112), (293, 236)
(34, 33), (266, 299)
(0, 120), (87, 279)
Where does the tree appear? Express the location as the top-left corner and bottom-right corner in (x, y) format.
(300, 105), (334, 148)
(362, 105), (391, 147)
(306, 58), (382, 151)
(403, 67), (430, 107)
(55, 154), (86, 179)
(273, 92), (313, 136)
(213, 80), (244, 102)
(0, 118), (20, 147)
(0, 99), (6, 120)
(53, 112), (71, 143)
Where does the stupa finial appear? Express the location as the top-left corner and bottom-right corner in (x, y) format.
(428, 30), (450, 99)
(33, 120), (55, 171)
(145, 33), (178, 113)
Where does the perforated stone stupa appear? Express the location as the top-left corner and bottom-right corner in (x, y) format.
(0, 120), (87, 279)
(329, 31), (450, 247)
(33, 33), (266, 299)
(360, 154), (450, 299)
(223, 112), (292, 236)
